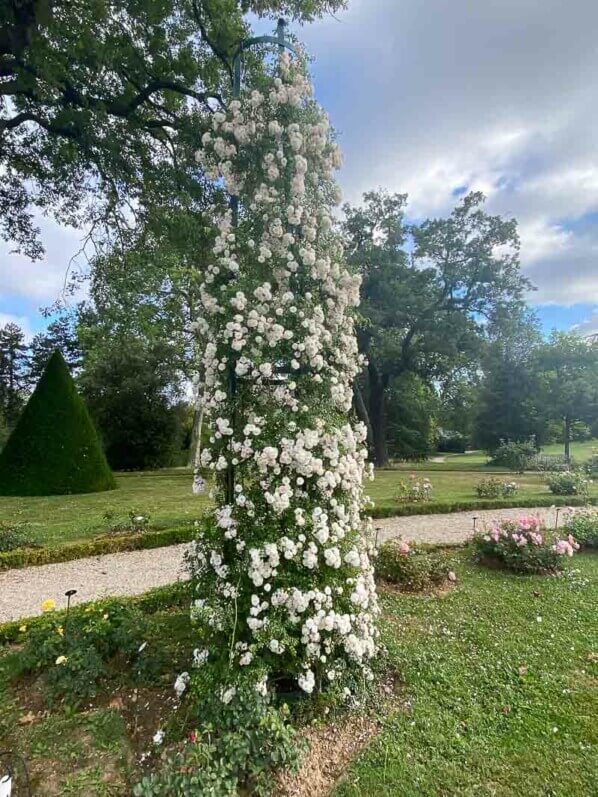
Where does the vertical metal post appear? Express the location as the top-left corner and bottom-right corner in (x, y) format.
(223, 21), (296, 505)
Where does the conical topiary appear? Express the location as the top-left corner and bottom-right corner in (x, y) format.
(0, 350), (116, 495)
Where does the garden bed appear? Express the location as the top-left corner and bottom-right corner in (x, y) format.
(1, 553), (597, 795)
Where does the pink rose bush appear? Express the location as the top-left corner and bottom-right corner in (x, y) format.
(473, 515), (580, 573)
(376, 539), (456, 591)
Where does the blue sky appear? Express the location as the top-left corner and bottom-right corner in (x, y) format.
(1, 0), (597, 339)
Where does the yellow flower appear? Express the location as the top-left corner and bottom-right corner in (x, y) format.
(103, 613), (109, 620)
(55, 655), (68, 665)
(41, 599), (56, 613)
(56, 625), (64, 637)
(19, 625), (27, 633)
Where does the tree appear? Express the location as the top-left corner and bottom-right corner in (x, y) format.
(79, 333), (187, 471)
(473, 310), (546, 451)
(0, 350), (115, 495)
(386, 373), (437, 460)
(343, 190), (530, 466)
(0, 0), (346, 259)
(28, 314), (81, 385)
(536, 332), (598, 461)
(0, 321), (29, 428)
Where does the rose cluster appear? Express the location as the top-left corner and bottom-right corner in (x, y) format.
(184, 51), (379, 701)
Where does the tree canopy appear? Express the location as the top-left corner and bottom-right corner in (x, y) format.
(0, 0), (346, 258)
(344, 190), (531, 465)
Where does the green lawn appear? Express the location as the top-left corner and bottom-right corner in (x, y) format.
(393, 438), (597, 472)
(0, 469), (210, 546)
(368, 469), (579, 512)
(1, 465), (597, 548)
(1, 553), (597, 794)
(336, 552), (598, 796)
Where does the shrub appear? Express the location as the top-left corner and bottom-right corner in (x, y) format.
(133, 679), (301, 797)
(545, 470), (591, 497)
(528, 453), (572, 472)
(102, 508), (151, 534)
(0, 520), (38, 552)
(396, 475), (433, 504)
(472, 515), (579, 574)
(376, 540), (455, 591)
(562, 508), (598, 549)
(437, 431), (467, 454)
(17, 600), (147, 705)
(475, 477), (518, 499)
(0, 350), (116, 496)
(488, 439), (537, 472)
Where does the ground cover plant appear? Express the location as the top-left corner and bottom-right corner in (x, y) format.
(472, 515), (580, 574)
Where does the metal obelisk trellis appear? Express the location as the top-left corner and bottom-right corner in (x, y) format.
(224, 19), (298, 505)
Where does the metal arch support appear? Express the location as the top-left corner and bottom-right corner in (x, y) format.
(232, 19), (298, 98)
(224, 18), (297, 506)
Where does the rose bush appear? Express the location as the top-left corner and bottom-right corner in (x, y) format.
(186, 50), (378, 706)
(562, 508), (598, 549)
(396, 475), (433, 504)
(472, 515), (579, 574)
(376, 539), (456, 591)
(545, 470), (591, 497)
(475, 477), (518, 499)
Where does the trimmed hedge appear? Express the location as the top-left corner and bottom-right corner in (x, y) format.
(0, 581), (190, 646)
(0, 526), (196, 571)
(370, 495), (596, 519)
(0, 350), (116, 496)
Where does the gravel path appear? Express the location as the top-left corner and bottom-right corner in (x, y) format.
(0, 507), (564, 622)
(0, 544), (191, 623)
(374, 506), (560, 546)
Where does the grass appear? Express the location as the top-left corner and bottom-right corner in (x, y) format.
(393, 438), (597, 471)
(0, 468), (210, 546)
(1, 553), (597, 794)
(1, 463), (597, 549)
(336, 553), (598, 797)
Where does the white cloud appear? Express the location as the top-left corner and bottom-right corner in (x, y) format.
(573, 310), (598, 338)
(0, 216), (89, 308)
(300, 0), (598, 304)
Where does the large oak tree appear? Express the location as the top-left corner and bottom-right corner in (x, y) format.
(343, 191), (531, 466)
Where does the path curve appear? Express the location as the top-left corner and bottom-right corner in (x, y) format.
(0, 507), (565, 622)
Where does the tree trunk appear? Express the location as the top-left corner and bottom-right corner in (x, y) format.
(190, 404), (206, 494)
(368, 361), (389, 468)
(353, 382), (374, 448)
(564, 414), (572, 462)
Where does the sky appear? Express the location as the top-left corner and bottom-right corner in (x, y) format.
(1, 0), (597, 339)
